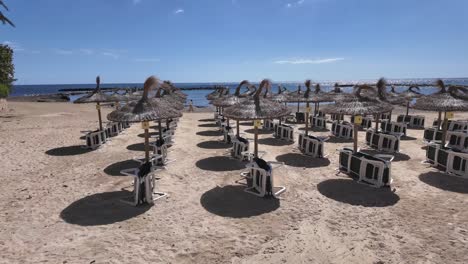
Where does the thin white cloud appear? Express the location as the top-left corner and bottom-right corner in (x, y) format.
(134, 58), (160, 62)
(80, 49), (94, 55)
(174, 9), (184, 14)
(102, 52), (119, 59)
(286, 0), (305, 8)
(274, 58), (345, 64)
(54, 49), (73, 55)
(132, 0), (141, 5)
(2, 41), (24, 51)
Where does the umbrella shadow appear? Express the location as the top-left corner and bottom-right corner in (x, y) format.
(127, 143), (147, 151)
(104, 159), (142, 176)
(137, 132), (160, 138)
(200, 185), (280, 218)
(197, 140), (231, 149)
(317, 179), (400, 207)
(360, 149), (411, 162)
(46, 146), (92, 156)
(244, 128), (273, 135)
(199, 118), (215, 122)
(150, 125), (161, 130)
(196, 156), (245, 171)
(198, 123), (218, 128)
(401, 136), (417, 141)
(298, 127), (330, 132)
(419, 172), (468, 194)
(60, 191), (151, 226)
(258, 137), (294, 146)
(276, 153), (330, 168)
(326, 137), (354, 143)
(196, 130), (222, 137)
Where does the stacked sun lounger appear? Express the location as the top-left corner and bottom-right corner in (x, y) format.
(263, 119), (277, 130)
(380, 120), (407, 136)
(83, 121), (131, 149)
(331, 121), (354, 139)
(231, 136), (250, 160)
(446, 131), (468, 152)
(241, 158), (286, 198)
(426, 143), (468, 179)
(298, 133), (327, 158)
(396, 115), (425, 129)
(330, 114), (344, 121)
(310, 115), (327, 130)
(351, 116), (373, 129)
(274, 124), (294, 142)
(365, 129), (401, 153)
(338, 148), (394, 188)
(295, 112), (306, 124)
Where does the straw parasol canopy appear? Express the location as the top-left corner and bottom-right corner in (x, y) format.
(108, 76), (182, 162)
(323, 84), (393, 152)
(413, 80), (468, 146)
(398, 85), (423, 115)
(223, 79), (291, 157)
(270, 85), (289, 103)
(211, 80), (252, 108)
(74, 76), (116, 131)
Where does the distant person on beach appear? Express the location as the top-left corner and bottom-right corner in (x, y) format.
(189, 100), (194, 112)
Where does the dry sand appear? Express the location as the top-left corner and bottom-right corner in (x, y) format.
(0, 101), (467, 264)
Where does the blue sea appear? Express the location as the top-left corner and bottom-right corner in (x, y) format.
(10, 78), (468, 107)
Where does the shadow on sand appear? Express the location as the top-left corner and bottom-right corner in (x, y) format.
(317, 179), (400, 207)
(199, 118), (215, 122)
(198, 123), (218, 128)
(196, 130), (222, 137)
(200, 185), (280, 218)
(360, 149), (411, 162)
(46, 146), (92, 156)
(419, 172), (468, 194)
(326, 137), (354, 143)
(104, 159), (142, 176)
(195, 156), (245, 171)
(126, 143), (146, 151)
(60, 191), (151, 226)
(276, 153), (330, 168)
(244, 128), (273, 135)
(258, 137), (294, 146)
(197, 140), (231, 149)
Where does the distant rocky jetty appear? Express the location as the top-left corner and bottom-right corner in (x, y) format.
(8, 93), (70, 102)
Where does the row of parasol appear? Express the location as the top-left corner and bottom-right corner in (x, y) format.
(74, 76), (187, 162)
(207, 78), (468, 157)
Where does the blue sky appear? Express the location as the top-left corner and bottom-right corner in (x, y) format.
(1, 0), (467, 84)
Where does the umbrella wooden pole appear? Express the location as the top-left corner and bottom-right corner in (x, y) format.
(144, 128), (150, 162)
(406, 102), (410, 116)
(305, 102), (310, 136)
(97, 102), (103, 131)
(236, 120), (240, 137)
(375, 114), (379, 130)
(254, 125), (258, 158)
(158, 120), (163, 141)
(317, 103), (320, 116)
(441, 112), (448, 146)
(297, 102), (300, 113)
(436, 111), (442, 131)
(353, 123), (358, 152)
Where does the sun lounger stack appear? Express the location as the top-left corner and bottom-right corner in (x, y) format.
(380, 120), (407, 137)
(295, 112), (306, 124)
(426, 143), (468, 179)
(396, 115), (425, 129)
(446, 131), (468, 152)
(231, 136), (250, 160)
(222, 125), (234, 144)
(365, 128), (401, 153)
(431, 119), (468, 131)
(274, 124), (294, 142)
(241, 158), (286, 198)
(150, 138), (169, 167)
(120, 161), (167, 206)
(298, 133), (328, 158)
(338, 148), (394, 188)
(310, 115), (327, 130)
(84, 130), (107, 149)
(423, 127), (444, 143)
(330, 114), (344, 121)
(263, 119), (277, 131)
(351, 116), (373, 129)
(380, 113), (391, 121)
(331, 121), (354, 139)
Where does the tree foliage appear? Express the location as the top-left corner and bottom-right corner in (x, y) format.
(0, 0), (14, 27)
(0, 44), (15, 96)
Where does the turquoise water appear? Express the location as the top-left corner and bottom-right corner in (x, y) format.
(11, 78), (468, 107)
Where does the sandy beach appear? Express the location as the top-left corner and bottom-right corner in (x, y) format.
(1, 101), (467, 264)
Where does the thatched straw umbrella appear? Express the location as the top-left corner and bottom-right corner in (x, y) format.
(413, 80), (468, 146)
(399, 85), (423, 116)
(108, 76), (182, 162)
(74, 76), (115, 131)
(212, 80), (253, 136)
(322, 85), (394, 152)
(223, 79), (291, 157)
